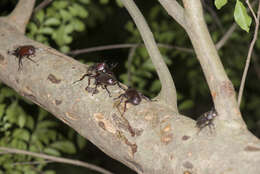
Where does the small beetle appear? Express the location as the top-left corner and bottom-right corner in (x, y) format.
(196, 107), (218, 133)
(75, 72), (125, 97)
(8, 45), (37, 70)
(87, 62), (117, 76)
(114, 87), (152, 116)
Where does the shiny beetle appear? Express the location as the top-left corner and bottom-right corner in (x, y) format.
(75, 72), (124, 97)
(114, 87), (151, 116)
(196, 107), (218, 133)
(8, 45), (37, 70)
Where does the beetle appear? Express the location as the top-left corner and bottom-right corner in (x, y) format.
(73, 62), (118, 84)
(87, 62), (117, 76)
(77, 72), (124, 97)
(8, 45), (37, 71)
(114, 87), (152, 116)
(196, 107), (218, 133)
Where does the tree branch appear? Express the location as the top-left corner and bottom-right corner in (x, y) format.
(4, 0), (35, 34)
(0, 147), (114, 174)
(68, 43), (193, 56)
(238, 0), (260, 106)
(157, 0), (186, 29)
(120, 0), (178, 111)
(178, 0), (245, 126)
(127, 44), (138, 86)
(33, 0), (53, 14)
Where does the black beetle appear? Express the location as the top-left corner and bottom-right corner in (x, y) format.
(196, 107), (218, 133)
(114, 87), (151, 116)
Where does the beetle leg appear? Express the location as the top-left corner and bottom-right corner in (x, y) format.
(92, 83), (99, 95)
(114, 94), (124, 100)
(18, 56), (23, 71)
(117, 82), (126, 91)
(73, 73), (90, 84)
(26, 55), (38, 65)
(140, 93), (152, 101)
(104, 85), (111, 97)
(122, 100), (130, 116)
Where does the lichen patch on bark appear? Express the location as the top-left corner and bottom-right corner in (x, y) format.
(47, 74), (61, 84)
(161, 133), (173, 145)
(93, 113), (116, 134)
(65, 112), (79, 120)
(244, 145), (260, 152)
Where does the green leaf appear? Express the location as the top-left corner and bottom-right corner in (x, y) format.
(53, 1), (69, 9)
(43, 147), (61, 156)
(44, 170), (56, 174)
(13, 128), (30, 141)
(100, 0), (109, 4)
(79, 0), (90, 4)
(35, 10), (45, 23)
(234, 0), (252, 32)
(0, 104), (5, 119)
(215, 0), (228, 9)
(37, 121), (58, 130)
(77, 134), (86, 150)
(1, 87), (16, 98)
(60, 45), (70, 53)
(51, 141), (76, 154)
(60, 9), (72, 21)
(73, 4), (88, 18)
(44, 18), (61, 26)
(39, 27), (54, 35)
(5, 101), (19, 123)
(35, 129), (57, 144)
(72, 19), (85, 31)
(116, 0), (123, 7)
(10, 139), (27, 150)
(38, 109), (49, 121)
(27, 22), (38, 35)
(18, 113), (26, 128)
(25, 116), (34, 130)
(179, 100), (194, 110)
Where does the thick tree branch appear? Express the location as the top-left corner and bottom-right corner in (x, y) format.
(158, 0), (186, 29)
(0, 147), (114, 174)
(4, 0), (35, 34)
(0, 11), (260, 174)
(120, 0), (178, 111)
(175, 0), (245, 127)
(238, 0), (260, 106)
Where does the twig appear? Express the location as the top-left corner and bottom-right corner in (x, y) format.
(238, 0), (260, 106)
(127, 44), (138, 86)
(68, 44), (137, 55)
(158, 0), (186, 29)
(33, 0), (52, 14)
(13, 160), (53, 165)
(68, 43), (193, 56)
(0, 147), (114, 174)
(120, 0), (178, 110)
(216, 24), (237, 50)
